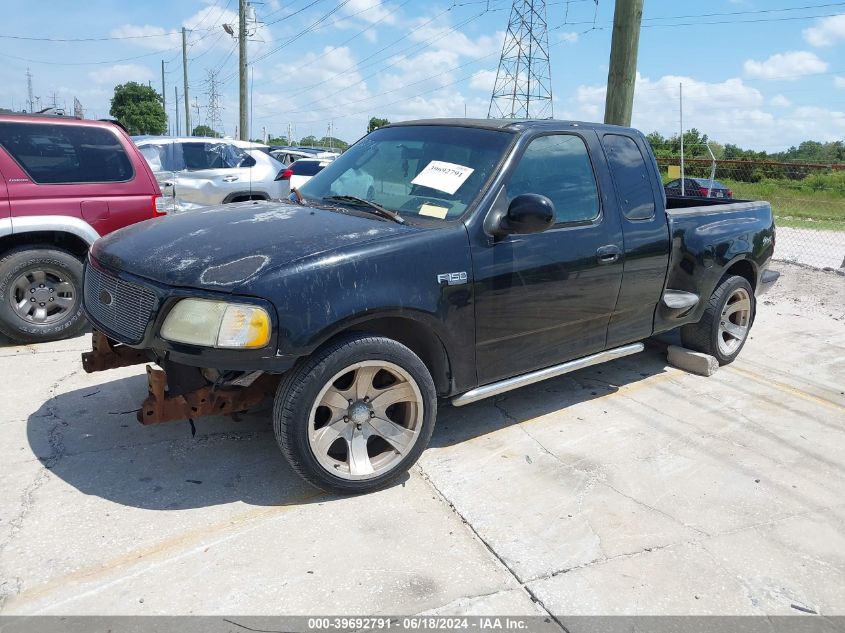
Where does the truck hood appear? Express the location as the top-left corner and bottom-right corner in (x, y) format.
(91, 200), (412, 291)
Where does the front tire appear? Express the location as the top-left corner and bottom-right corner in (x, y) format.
(273, 333), (437, 494)
(0, 246), (87, 344)
(681, 275), (755, 365)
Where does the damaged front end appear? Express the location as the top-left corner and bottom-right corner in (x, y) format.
(82, 331), (280, 425)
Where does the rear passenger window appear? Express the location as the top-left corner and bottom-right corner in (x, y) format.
(602, 134), (656, 220)
(292, 161), (325, 176)
(0, 122), (133, 184)
(507, 134), (600, 225)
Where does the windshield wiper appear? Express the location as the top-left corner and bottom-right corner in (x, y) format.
(322, 195), (405, 224)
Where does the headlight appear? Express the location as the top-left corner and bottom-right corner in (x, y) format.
(160, 299), (271, 349)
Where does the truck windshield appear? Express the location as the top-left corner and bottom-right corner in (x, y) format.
(297, 125), (513, 221)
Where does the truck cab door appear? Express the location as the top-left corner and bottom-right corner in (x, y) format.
(599, 133), (670, 348)
(471, 132), (624, 385)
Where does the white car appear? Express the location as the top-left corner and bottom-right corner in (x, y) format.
(135, 137), (287, 212)
(271, 147), (340, 165)
(278, 158), (335, 196)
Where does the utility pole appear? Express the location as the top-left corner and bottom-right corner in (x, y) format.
(161, 60), (167, 135)
(679, 82), (685, 196)
(193, 97), (201, 132)
(182, 27), (191, 136)
(174, 86), (180, 136)
(239, 0), (248, 140)
(604, 0), (644, 127)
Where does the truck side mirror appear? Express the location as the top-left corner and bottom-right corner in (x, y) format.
(501, 194), (555, 235)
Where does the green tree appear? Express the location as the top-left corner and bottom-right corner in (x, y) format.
(317, 136), (349, 151)
(367, 117), (390, 133)
(300, 135), (318, 146)
(192, 125), (220, 138)
(109, 82), (167, 135)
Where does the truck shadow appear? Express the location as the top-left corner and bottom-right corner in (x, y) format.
(26, 345), (671, 510)
(431, 344), (671, 449)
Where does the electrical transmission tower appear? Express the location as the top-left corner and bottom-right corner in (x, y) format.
(488, 0), (553, 119)
(206, 70), (223, 136)
(26, 68), (34, 113)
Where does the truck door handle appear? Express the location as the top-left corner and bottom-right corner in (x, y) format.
(596, 245), (621, 264)
(222, 175), (239, 182)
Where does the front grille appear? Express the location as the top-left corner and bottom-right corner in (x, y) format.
(84, 262), (157, 344)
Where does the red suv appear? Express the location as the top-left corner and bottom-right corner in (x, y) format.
(0, 114), (164, 343)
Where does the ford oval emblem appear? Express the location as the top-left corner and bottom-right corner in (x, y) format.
(99, 289), (114, 306)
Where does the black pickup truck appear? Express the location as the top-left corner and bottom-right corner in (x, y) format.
(81, 118), (778, 493)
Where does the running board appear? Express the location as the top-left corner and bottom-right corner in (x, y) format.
(451, 343), (645, 407)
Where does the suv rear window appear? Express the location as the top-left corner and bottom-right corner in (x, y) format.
(291, 160), (325, 176)
(0, 122), (134, 184)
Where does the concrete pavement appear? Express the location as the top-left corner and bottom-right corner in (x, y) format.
(0, 263), (843, 618)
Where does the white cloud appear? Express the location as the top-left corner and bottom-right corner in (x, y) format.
(743, 51), (829, 80)
(111, 6), (271, 56)
(568, 72), (845, 151)
(803, 14), (845, 47)
(109, 24), (180, 51)
(559, 32), (579, 44)
(407, 15), (503, 58)
(770, 94), (791, 108)
(835, 76), (845, 89)
(343, 0), (398, 25)
(88, 64), (154, 86)
(470, 69), (498, 92)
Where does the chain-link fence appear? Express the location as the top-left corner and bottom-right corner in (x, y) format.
(656, 157), (845, 270)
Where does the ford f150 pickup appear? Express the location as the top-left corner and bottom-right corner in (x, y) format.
(81, 119), (779, 493)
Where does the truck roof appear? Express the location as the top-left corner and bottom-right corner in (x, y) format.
(387, 117), (640, 136)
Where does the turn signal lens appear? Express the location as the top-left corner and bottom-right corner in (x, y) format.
(217, 304), (271, 349)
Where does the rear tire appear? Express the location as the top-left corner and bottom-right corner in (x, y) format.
(273, 333), (437, 494)
(681, 275), (755, 365)
(0, 246), (87, 344)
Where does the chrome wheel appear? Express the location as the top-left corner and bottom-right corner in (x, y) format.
(717, 287), (751, 356)
(307, 361), (424, 480)
(10, 267), (77, 325)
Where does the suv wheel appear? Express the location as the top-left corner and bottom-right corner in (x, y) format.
(681, 275), (755, 365)
(274, 333), (437, 494)
(0, 246), (87, 344)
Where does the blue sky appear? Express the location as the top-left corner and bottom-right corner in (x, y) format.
(1, 0), (844, 150)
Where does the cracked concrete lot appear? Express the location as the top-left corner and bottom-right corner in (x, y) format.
(0, 262), (843, 618)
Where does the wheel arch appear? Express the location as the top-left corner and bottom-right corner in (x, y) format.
(222, 191), (271, 204)
(0, 230), (91, 259)
(311, 313), (454, 396)
(723, 256), (758, 291)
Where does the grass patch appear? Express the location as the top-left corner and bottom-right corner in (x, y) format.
(662, 175), (845, 232)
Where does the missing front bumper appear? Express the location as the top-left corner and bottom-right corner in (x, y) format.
(138, 365), (279, 425)
(82, 330), (280, 425)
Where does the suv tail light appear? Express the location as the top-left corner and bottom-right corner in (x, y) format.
(276, 169), (293, 181)
(727, 189), (733, 198)
(153, 194), (168, 217)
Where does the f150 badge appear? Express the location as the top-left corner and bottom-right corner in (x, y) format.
(437, 271), (468, 286)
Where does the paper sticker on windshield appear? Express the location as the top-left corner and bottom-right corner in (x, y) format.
(411, 161), (474, 195)
(419, 203), (449, 219)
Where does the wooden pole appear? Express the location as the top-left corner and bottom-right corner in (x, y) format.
(182, 27), (191, 136)
(604, 0), (644, 127)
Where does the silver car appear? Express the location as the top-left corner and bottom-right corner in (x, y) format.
(135, 137), (287, 213)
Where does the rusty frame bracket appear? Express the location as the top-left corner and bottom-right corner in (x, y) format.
(138, 366), (279, 425)
(82, 331), (149, 373)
